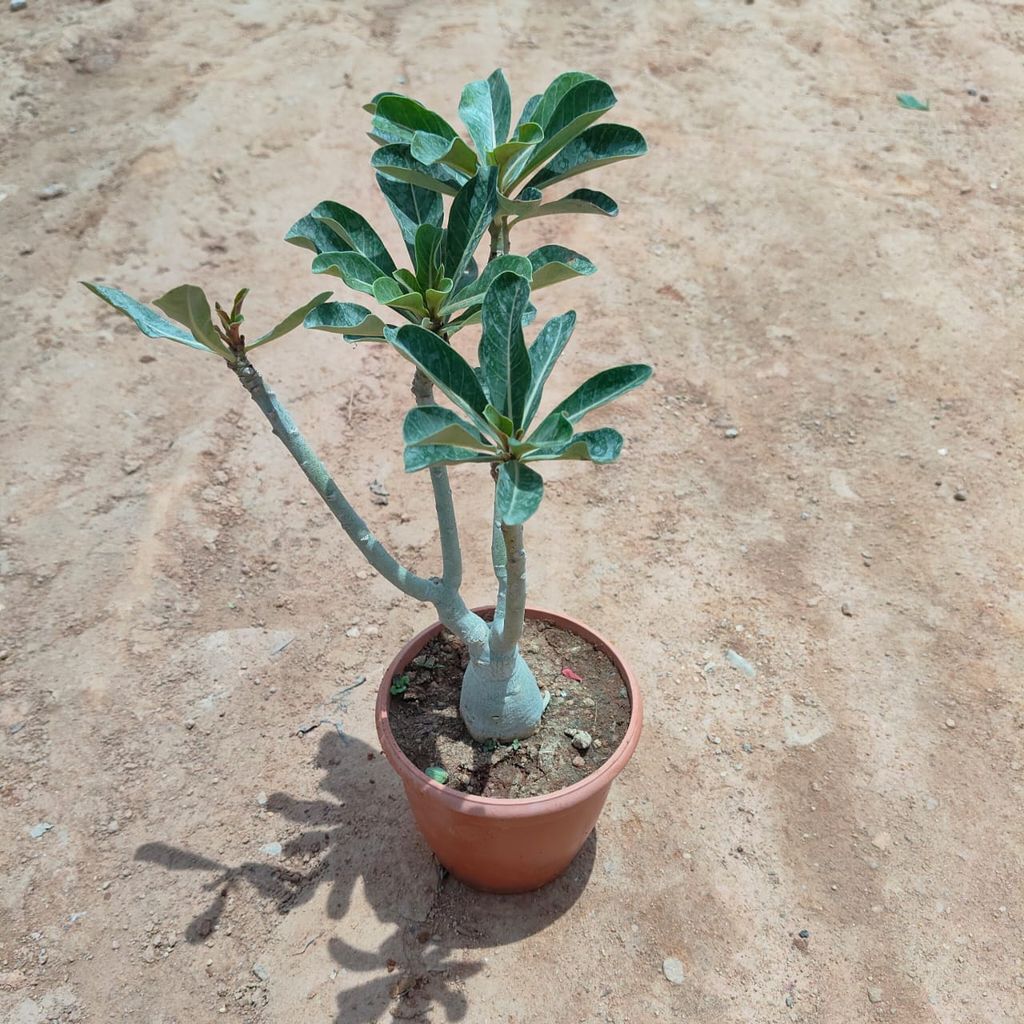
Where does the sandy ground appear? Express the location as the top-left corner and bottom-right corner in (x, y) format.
(2, 1), (1023, 1022)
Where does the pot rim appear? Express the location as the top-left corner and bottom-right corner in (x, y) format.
(375, 605), (643, 817)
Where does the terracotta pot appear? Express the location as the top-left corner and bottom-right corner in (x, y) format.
(375, 606), (642, 893)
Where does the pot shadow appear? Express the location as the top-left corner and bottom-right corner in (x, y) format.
(135, 728), (595, 1023)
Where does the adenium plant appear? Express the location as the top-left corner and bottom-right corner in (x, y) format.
(84, 70), (651, 742)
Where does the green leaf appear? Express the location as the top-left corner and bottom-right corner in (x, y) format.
(424, 282), (453, 313)
(375, 173), (443, 261)
(512, 188), (619, 222)
(497, 185), (543, 218)
(387, 292), (430, 319)
(424, 766), (449, 785)
(303, 301), (389, 340)
(310, 202), (396, 275)
(443, 166), (500, 288)
(527, 245), (596, 289)
(523, 311), (576, 428)
(153, 285), (233, 358)
(372, 276), (405, 304)
(311, 251), (382, 295)
(82, 282), (210, 353)
(442, 253), (533, 314)
(510, 77), (618, 185)
(530, 72), (599, 133)
(484, 404), (515, 437)
(523, 427), (623, 463)
(495, 461), (544, 525)
(403, 405), (495, 451)
(284, 210), (348, 255)
(404, 444), (493, 472)
(478, 272), (532, 428)
(374, 96), (478, 174)
(386, 324), (491, 430)
(525, 124), (647, 190)
(392, 268), (421, 293)
(445, 302), (483, 334)
(246, 292), (333, 351)
(896, 92), (930, 111)
(371, 145), (466, 196)
(490, 123), (544, 177)
(414, 223), (443, 289)
(459, 69), (512, 156)
(516, 93), (541, 130)
(390, 673), (410, 695)
(530, 364), (653, 441)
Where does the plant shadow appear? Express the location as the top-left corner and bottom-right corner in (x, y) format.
(136, 728), (595, 1022)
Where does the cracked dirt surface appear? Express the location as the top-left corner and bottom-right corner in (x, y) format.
(1, 1), (1023, 1022)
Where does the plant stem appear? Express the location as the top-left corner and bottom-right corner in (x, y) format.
(488, 216), (510, 261)
(232, 356), (437, 603)
(492, 523), (526, 655)
(412, 368), (462, 591)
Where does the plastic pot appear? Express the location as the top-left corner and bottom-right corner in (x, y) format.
(375, 606), (642, 893)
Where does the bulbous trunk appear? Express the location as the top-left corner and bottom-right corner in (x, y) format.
(458, 641), (549, 742)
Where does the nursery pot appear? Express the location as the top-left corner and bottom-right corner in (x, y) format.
(375, 606), (642, 894)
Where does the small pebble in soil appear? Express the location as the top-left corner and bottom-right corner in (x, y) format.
(252, 964), (269, 982)
(944, 718), (956, 729)
(867, 986), (883, 1004)
(29, 822), (53, 839)
(662, 957), (686, 984)
(954, 489), (967, 501)
(723, 427), (739, 439)
(841, 602), (853, 617)
(10, 0), (27, 11)
(37, 183), (68, 200)
(572, 755), (586, 769)
(569, 729), (593, 751)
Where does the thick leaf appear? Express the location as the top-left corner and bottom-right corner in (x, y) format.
(515, 94), (541, 130)
(312, 251), (382, 295)
(414, 223), (443, 289)
(497, 185), (543, 218)
(512, 188), (619, 222)
(495, 461), (544, 525)
(82, 282), (209, 352)
(373, 96), (478, 174)
(371, 145), (466, 196)
(404, 445), (493, 472)
(484, 404), (515, 437)
(491, 124), (544, 181)
(375, 173), (443, 261)
(530, 364), (653, 441)
(284, 211), (348, 255)
(387, 292), (430, 319)
(527, 245), (596, 289)
(403, 405), (495, 451)
(525, 124), (647, 190)
(459, 69), (512, 155)
(311, 202), (395, 275)
(392, 268), (421, 293)
(445, 302), (483, 334)
(303, 302), (389, 340)
(478, 272), (532, 427)
(443, 166), (499, 288)
(372, 276), (405, 304)
(523, 427), (623, 463)
(386, 324), (491, 430)
(153, 285), (232, 357)
(508, 77), (617, 185)
(530, 72), (599, 133)
(246, 291), (332, 350)
(442, 253), (533, 314)
(523, 311), (576, 428)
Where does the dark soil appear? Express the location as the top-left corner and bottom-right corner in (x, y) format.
(386, 618), (632, 799)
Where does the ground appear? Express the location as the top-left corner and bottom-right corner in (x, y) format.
(1, 1), (1022, 1022)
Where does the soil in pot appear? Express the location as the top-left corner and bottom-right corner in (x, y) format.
(386, 617), (630, 798)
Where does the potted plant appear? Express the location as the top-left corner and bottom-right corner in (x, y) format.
(83, 69), (650, 893)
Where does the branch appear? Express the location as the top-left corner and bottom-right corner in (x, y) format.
(412, 369), (463, 591)
(493, 523), (526, 655)
(232, 356), (437, 603)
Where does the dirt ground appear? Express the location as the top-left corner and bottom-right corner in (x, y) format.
(2, 1), (1023, 1022)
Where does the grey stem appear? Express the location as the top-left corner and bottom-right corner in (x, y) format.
(411, 369), (462, 591)
(232, 356), (437, 603)
(492, 523), (526, 655)
(491, 508), (508, 635)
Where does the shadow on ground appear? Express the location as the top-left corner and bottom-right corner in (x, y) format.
(136, 729), (595, 1022)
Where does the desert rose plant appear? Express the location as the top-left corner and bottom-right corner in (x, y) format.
(84, 70), (650, 742)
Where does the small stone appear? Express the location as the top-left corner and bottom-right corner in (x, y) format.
(256, 792), (268, 807)
(841, 602), (853, 617)
(662, 957), (686, 984)
(723, 427), (739, 439)
(252, 963), (269, 982)
(592, 738), (602, 749)
(867, 986), (883, 1004)
(37, 183), (68, 201)
(141, 945), (156, 964)
(0, 649), (9, 660)
(260, 842), (283, 857)
(29, 822), (53, 839)
(944, 718), (956, 729)
(871, 831), (891, 851)
(10, 0), (27, 11)
(925, 797), (939, 811)
(571, 730), (593, 751)
(106, 819), (119, 833)
(184, 719), (196, 731)
(345, 626), (360, 638)
(572, 755), (586, 769)
(792, 935), (809, 953)
(953, 490), (967, 502)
